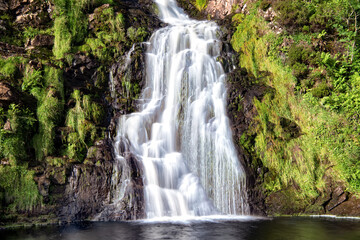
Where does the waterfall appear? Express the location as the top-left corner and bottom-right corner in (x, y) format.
(113, 0), (249, 218)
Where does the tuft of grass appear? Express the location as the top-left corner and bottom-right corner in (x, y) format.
(32, 67), (64, 161)
(64, 90), (103, 161)
(195, 0), (208, 11)
(0, 165), (42, 211)
(0, 105), (36, 164)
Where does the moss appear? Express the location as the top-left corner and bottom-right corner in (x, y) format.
(231, 3), (360, 202)
(32, 67), (64, 161)
(53, 16), (72, 59)
(195, 0), (208, 11)
(0, 105), (36, 164)
(312, 82), (330, 98)
(0, 57), (25, 85)
(64, 90), (104, 162)
(0, 165), (42, 211)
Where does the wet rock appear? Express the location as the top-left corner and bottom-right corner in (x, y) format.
(110, 44), (146, 114)
(96, 152), (145, 221)
(0, 42), (26, 57)
(64, 53), (99, 90)
(59, 139), (114, 222)
(0, 82), (19, 107)
(30, 34), (54, 47)
(34, 175), (51, 198)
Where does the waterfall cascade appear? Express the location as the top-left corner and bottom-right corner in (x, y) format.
(112, 0), (249, 218)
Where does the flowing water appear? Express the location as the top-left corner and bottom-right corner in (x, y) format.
(111, 0), (249, 218)
(2, 217), (360, 240)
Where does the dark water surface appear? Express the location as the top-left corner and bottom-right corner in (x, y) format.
(1, 216), (360, 240)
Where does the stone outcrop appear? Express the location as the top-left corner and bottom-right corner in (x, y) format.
(205, 0), (241, 19)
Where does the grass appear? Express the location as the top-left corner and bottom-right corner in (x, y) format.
(0, 105), (36, 164)
(32, 67), (64, 160)
(64, 90), (103, 161)
(231, 4), (360, 203)
(0, 165), (42, 211)
(195, 0), (208, 11)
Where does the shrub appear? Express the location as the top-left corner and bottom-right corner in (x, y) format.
(312, 81), (330, 98)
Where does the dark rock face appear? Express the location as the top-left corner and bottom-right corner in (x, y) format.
(64, 53), (100, 91)
(59, 140), (114, 222)
(110, 44), (146, 115)
(96, 152), (145, 221)
(30, 140), (114, 223)
(226, 67), (270, 216)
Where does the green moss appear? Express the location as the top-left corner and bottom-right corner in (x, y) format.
(0, 105), (36, 164)
(53, 16), (72, 59)
(64, 90), (103, 161)
(0, 165), (42, 211)
(312, 82), (330, 98)
(32, 67), (64, 161)
(231, 2), (360, 201)
(195, 0), (207, 11)
(0, 57), (25, 84)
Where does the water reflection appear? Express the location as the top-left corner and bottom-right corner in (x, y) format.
(1, 217), (360, 240)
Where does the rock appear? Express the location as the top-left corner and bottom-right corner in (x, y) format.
(0, 42), (26, 57)
(64, 53), (99, 90)
(110, 44), (146, 114)
(3, 119), (11, 131)
(0, 0), (8, 11)
(58, 139), (114, 222)
(263, 7), (276, 22)
(9, 0), (21, 10)
(0, 82), (18, 107)
(34, 175), (51, 198)
(51, 167), (67, 185)
(30, 34), (54, 47)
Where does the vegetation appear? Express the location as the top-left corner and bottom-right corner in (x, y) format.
(0, 105), (36, 164)
(64, 90), (104, 161)
(231, 0), (360, 204)
(0, 165), (42, 211)
(195, 0), (208, 11)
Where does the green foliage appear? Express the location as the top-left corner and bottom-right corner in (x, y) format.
(127, 27), (148, 43)
(22, 66), (43, 92)
(231, 1), (360, 201)
(53, 16), (72, 59)
(231, 13), (266, 77)
(312, 81), (330, 98)
(79, 7), (127, 62)
(32, 67), (64, 161)
(0, 165), (42, 211)
(0, 105), (36, 164)
(0, 57), (24, 82)
(64, 90), (103, 161)
(23, 27), (53, 41)
(195, 0), (208, 11)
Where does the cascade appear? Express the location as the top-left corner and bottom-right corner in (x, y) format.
(112, 0), (249, 218)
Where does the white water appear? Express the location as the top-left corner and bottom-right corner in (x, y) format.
(113, 0), (249, 218)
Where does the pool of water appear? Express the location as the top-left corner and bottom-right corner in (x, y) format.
(1, 216), (360, 240)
